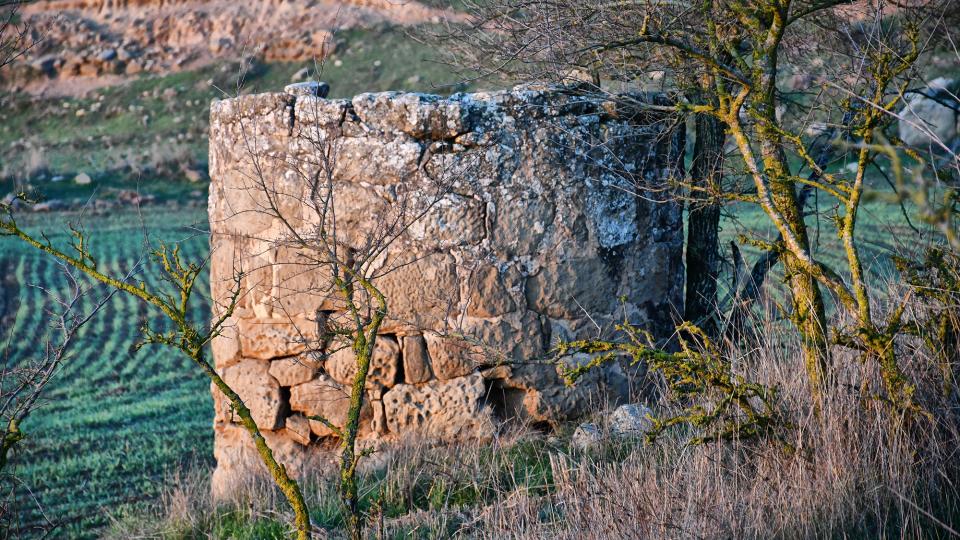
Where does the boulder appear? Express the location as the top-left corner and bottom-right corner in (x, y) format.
(571, 422), (602, 450)
(899, 77), (960, 150)
(609, 403), (654, 438)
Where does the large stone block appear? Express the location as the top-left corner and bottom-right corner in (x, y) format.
(326, 335), (401, 391)
(382, 374), (495, 440)
(217, 359), (285, 430)
(525, 258), (620, 319)
(462, 264), (519, 318)
(289, 374), (371, 438)
(423, 333), (478, 380)
(269, 354), (320, 387)
(375, 252), (460, 332)
(400, 335), (433, 384)
(238, 315), (320, 360)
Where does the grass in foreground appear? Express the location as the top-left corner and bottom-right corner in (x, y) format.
(108, 314), (960, 539)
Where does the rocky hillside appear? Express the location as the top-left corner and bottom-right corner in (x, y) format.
(4, 0), (453, 96)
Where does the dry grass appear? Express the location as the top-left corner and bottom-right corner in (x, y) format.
(107, 288), (960, 540)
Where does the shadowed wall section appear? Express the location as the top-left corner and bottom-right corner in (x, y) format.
(207, 83), (684, 496)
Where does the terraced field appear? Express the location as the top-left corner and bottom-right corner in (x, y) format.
(1, 207), (212, 537)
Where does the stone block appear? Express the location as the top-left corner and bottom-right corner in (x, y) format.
(400, 335), (432, 384)
(238, 315), (320, 360)
(375, 252), (459, 331)
(525, 258), (619, 319)
(289, 375), (371, 438)
(326, 335), (400, 390)
(423, 333), (478, 380)
(285, 413), (312, 446)
(382, 374), (495, 440)
(218, 358), (285, 430)
(269, 354), (320, 387)
(463, 264), (518, 318)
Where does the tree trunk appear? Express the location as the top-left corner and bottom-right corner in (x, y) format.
(685, 109), (726, 337)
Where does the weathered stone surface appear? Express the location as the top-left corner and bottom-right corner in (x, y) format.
(218, 359), (285, 430)
(401, 335), (433, 384)
(609, 403), (654, 438)
(332, 136), (421, 185)
(375, 253), (459, 331)
(407, 193), (486, 247)
(383, 374), (495, 439)
(463, 264), (517, 318)
(238, 316), (319, 360)
(212, 422), (332, 501)
(423, 333), (478, 380)
(289, 375), (371, 438)
(210, 316), (242, 370)
(285, 413), (312, 446)
(326, 336), (401, 390)
(525, 258), (619, 319)
(456, 310), (546, 365)
(352, 92), (469, 139)
(490, 194), (555, 257)
(208, 84), (685, 484)
(269, 355), (320, 387)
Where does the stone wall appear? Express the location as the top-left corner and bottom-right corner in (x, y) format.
(207, 82), (684, 494)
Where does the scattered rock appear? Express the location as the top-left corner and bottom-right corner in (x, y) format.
(73, 172), (92, 185)
(97, 48), (117, 62)
(291, 67), (313, 82)
(899, 77), (960, 151)
(609, 403), (654, 438)
(284, 81), (330, 98)
(183, 167), (205, 183)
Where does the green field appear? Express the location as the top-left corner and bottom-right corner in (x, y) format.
(2, 207), (211, 536)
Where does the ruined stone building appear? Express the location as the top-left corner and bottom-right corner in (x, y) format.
(207, 82), (684, 493)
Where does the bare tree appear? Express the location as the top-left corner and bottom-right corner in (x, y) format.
(448, 0), (958, 416)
